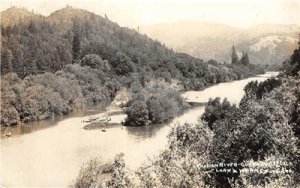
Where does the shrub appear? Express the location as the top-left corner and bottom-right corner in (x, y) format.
(124, 94), (149, 126)
(124, 80), (189, 126)
(80, 54), (110, 71)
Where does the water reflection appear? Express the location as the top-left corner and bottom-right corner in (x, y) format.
(0, 103), (108, 139)
(124, 123), (167, 140)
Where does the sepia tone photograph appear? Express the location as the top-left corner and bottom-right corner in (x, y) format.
(0, 0), (299, 187)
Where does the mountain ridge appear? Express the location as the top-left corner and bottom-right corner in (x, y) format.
(2, 6), (295, 68)
(0, 6), (43, 27)
(141, 20), (299, 65)
(2, 7), (298, 36)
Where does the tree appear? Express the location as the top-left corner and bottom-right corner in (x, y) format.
(147, 94), (176, 123)
(28, 21), (38, 33)
(231, 46), (239, 65)
(25, 58), (38, 75)
(124, 94), (149, 126)
(111, 52), (136, 76)
(240, 51), (250, 66)
(72, 21), (81, 63)
(201, 97), (238, 130)
(1, 74), (20, 126)
(1, 48), (13, 74)
(282, 35), (300, 76)
(289, 45), (300, 76)
(80, 54), (110, 71)
(8, 36), (24, 77)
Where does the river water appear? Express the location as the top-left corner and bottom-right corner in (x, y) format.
(0, 72), (278, 187)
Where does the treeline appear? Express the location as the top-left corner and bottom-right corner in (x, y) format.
(231, 45), (250, 66)
(1, 6), (263, 83)
(75, 44), (300, 187)
(1, 62), (121, 126)
(1, 6), (264, 126)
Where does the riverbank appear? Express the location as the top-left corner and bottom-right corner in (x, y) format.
(84, 72), (278, 130)
(0, 72), (277, 187)
(82, 107), (126, 130)
(82, 88), (130, 130)
(83, 102), (203, 130)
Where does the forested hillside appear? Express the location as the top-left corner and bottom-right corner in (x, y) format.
(1, 6), (264, 126)
(75, 39), (300, 188)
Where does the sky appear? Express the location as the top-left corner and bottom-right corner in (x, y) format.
(1, 0), (300, 29)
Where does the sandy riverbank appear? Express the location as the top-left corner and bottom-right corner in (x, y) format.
(83, 88), (130, 130)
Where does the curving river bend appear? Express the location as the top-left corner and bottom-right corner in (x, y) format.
(0, 72), (278, 187)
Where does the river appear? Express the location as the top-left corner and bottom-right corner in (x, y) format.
(0, 72), (278, 187)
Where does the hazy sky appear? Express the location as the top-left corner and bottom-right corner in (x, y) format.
(1, 0), (300, 28)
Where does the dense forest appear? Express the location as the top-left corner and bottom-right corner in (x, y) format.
(75, 42), (300, 187)
(1, 6), (264, 126)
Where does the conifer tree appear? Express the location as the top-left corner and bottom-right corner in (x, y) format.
(231, 45), (239, 65)
(72, 20), (81, 63)
(240, 51), (250, 66)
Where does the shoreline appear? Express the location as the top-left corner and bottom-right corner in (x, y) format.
(81, 72), (278, 130)
(1, 72), (275, 136)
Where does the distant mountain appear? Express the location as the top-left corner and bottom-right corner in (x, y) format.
(246, 24), (299, 37)
(0, 7), (42, 27)
(141, 21), (299, 65)
(238, 35), (298, 66)
(142, 21), (242, 47)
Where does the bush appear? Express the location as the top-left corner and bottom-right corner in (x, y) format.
(124, 80), (189, 126)
(124, 94), (149, 126)
(243, 78), (282, 100)
(201, 97), (238, 130)
(80, 54), (110, 71)
(75, 154), (135, 188)
(147, 93), (182, 123)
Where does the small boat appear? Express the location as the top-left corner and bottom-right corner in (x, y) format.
(5, 132), (12, 137)
(98, 118), (107, 122)
(88, 117), (99, 121)
(86, 109), (95, 112)
(98, 116), (111, 122)
(101, 129), (106, 132)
